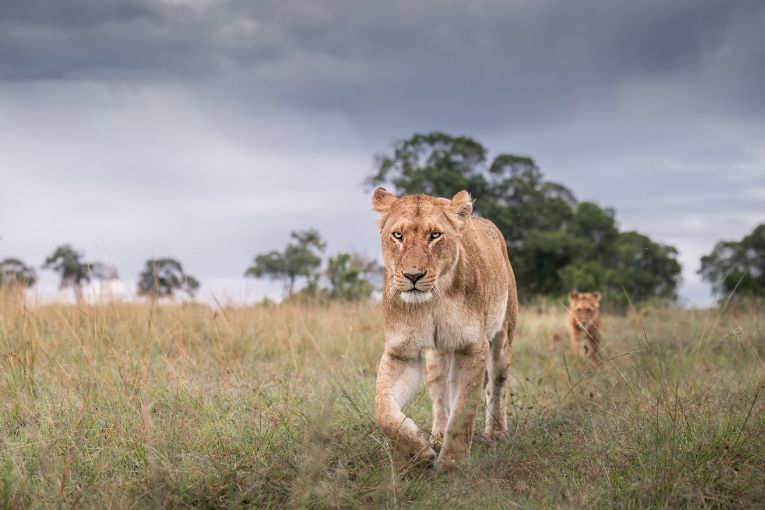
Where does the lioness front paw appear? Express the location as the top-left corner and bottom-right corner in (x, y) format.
(429, 432), (444, 452)
(435, 452), (464, 471)
(436, 444), (469, 469)
(412, 446), (438, 468)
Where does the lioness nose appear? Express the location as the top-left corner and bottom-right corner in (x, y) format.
(402, 270), (426, 284)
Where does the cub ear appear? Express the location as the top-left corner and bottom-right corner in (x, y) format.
(371, 187), (396, 213)
(593, 291), (602, 302)
(568, 290), (579, 302)
(450, 190), (473, 227)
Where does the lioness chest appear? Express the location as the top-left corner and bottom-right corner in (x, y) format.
(389, 291), (507, 354)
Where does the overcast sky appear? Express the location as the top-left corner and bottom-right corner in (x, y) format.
(1, 0), (763, 306)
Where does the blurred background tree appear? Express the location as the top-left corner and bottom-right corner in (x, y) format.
(137, 258), (199, 299)
(324, 252), (382, 301)
(43, 245), (90, 303)
(43, 244), (116, 304)
(369, 132), (683, 308)
(245, 229), (382, 301)
(699, 223), (765, 300)
(245, 229), (326, 296)
(0, 257), (37, 290)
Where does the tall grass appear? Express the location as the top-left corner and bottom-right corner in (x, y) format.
(0, 291), (763, 508)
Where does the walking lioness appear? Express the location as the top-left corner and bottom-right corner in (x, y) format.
(371, 187), (518, 468)
(566, 291), (602, 359)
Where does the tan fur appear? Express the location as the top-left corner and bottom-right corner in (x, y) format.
(371, 188), (518, 468)
(566, 291), (602, 360)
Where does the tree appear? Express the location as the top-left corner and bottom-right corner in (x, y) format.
(369, 132), (682, 305)
(557, 261), (619, 298)
(568, 202), (619, 262)
(558, 232), (681, 308)
(368, 132), (490, 199)
(0, 258), (37, 288)
(612, 231), (681, 303)
(137, 258), (199, 299)
(245, 229), (326, 296)
(482, 155), (577, 250)
(325, 252), (382, 301)
(42, 244), (116, 304)
(699, 223), (765, 299)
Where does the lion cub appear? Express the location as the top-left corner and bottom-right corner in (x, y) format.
(371, 188), (518, 468)
(567, 291), (602, 359)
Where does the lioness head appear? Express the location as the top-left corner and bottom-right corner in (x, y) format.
(568, 291), (601, 328)
(371, 187), (472, 305)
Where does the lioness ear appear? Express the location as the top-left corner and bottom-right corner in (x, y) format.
(450, 190), (473, 227)
(569, 291), (579, 302)
(593, 291), (602, 302)
(371, 187), (396, 213)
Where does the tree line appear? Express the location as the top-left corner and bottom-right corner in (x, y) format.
(0, 244), (202, 304)
(244, 229), (382, 301)
(1, 132), (763, 305)
(0, 237), (382, 303)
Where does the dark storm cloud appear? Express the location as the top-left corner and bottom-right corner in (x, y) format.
(2, 0), (764, 129)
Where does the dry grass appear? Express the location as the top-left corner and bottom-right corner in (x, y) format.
(0, 292), (763, 509)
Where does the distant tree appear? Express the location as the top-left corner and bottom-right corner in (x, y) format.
(43, 245), (90, 302)
(245, 229), (326, 296)
(568, 202), (619, 262)
(137, 258), (199, 299)
(557, 261), (618, 298)
(369, 132), (683, 305)
(554, 202), (680, 307)
(482, 154), (577, 250)
(612, 231), (681, 303)
(0, 258), (37, 288)
(369, 132), (490, 199)
(699, 223), (765, 299)
(325, 252), (382, 301)
(559, 232), (681, 307)
(42, 244), (116, 304)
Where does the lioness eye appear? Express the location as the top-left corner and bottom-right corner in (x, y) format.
(429, 231), (442, 240)
(392, 231), (403, 240)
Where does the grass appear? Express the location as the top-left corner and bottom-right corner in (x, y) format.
(0, 293), (763, 509)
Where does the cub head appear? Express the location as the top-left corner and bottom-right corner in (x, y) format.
(371, 187), (472, 305)
(568, 290), (601, 328)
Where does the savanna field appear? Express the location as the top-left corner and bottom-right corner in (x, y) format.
(1, 292), (763, 509)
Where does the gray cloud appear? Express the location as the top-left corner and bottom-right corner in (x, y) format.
(2, 1), (763, 123)
(1, 0), (763, 305)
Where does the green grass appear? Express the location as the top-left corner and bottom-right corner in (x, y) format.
(0, 294), (763, 509)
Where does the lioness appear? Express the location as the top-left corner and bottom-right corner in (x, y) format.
(567, 291), (602, 359)
(371, 188), (518, 468)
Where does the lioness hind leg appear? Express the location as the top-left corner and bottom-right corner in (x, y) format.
(439, 340), (488, 468)
(374, 352), (437, 465)
(425, 350), (451, 448)
(484, 328), (511, 439)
